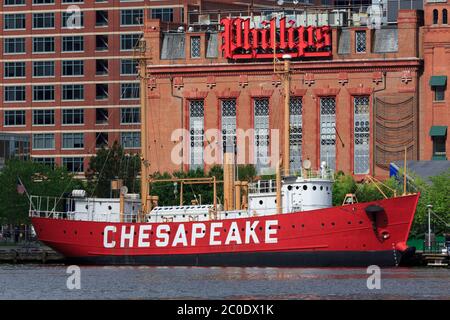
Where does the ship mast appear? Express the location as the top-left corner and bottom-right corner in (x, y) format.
(282, 57), (291, 176)
(137, 38), (150, 220)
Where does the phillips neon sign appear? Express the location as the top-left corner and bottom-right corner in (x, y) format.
(221, 17), (332, 60)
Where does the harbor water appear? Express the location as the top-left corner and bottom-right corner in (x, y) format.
(0, 265), (449, 300)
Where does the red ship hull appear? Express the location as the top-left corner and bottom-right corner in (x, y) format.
(31, 194), (419, 267)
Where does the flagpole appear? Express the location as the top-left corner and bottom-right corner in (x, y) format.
(17, 177), (38, 213)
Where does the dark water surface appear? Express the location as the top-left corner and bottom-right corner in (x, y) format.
(0, 265), (449, 300)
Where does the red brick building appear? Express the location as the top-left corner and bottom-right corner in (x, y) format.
(421, 0), (449, 161)
(142, 9), (424, 178)
(0, 0), (187, 174)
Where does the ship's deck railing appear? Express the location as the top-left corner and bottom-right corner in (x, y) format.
(249, 169), (334, 194)
(28, 195), (139, 222)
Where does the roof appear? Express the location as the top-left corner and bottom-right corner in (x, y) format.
(429, 125), (447, 137)
(391, 160), (450, 182)
(429, 75), (447, 87)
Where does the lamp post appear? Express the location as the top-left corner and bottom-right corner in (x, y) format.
(427, 204), (433, 249)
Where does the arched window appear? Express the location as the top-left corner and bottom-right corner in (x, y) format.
(433, 9), (439, 24)
(443, 9), (448, 24)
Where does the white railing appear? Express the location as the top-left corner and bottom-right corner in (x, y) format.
(28, 195), (139, 223)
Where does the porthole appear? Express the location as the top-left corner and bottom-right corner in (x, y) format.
(241, 228), (244, 232)
(292, 225), (295, 228)
(63, 230), (66, 234)
(287, 185), (293, 191)
(85, 205), (88, 210)
(331, 222), (335, 227)
(321, 223), (325, 227)
(302, 224), (305, 228)
(259, 200), (264, 205)
(296, 186), (299, 190)
(303, 185), (308, 191)
(259, 227), (263, 231)
(224, 229), (227, 232)
(90, 232), (93, 235)
(359, 221), (363, 224)
(348, 221), (352, 225)
(320, 186), (323, 191)
(74, 231), (77, 235)
(108, 206), (112, 210)
(313, 186), (317, 191)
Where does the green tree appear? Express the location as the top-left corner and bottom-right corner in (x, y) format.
(408, 170), (450, 238)
(0, 159), (84, 224)
(332, 172), (357, 206)
(86, 141), (141, 198)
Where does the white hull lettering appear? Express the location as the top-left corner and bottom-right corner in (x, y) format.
(102, 220), (279, 249)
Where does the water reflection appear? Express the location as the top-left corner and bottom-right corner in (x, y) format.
(0, 265), (448, 300)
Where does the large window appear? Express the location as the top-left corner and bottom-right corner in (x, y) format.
(120, 107), (140, 124)
(62, 133), (84, 149)
(319, 97), (336, 171)
(4, 86), (26, 102)
(32, 133), (55, 150)
(120, 59), (138, 75)
(33, 37), (55, 53)
(355, 31), (366, 53)
(120, 9), (144, 26)
(221, 99), (237, 154)
(33, 13), (55, 29)
(33, 85), (55, 101)
(4, 110), (26, 126)
(120, 83), (140, 99)
(151, 8), (173, 22)
(33, 158), (55, 169)
(33, 0), (55, 4)
(33, 109), (55, 126)
(290, 97), (303, 174)
(121, 132), (141, 149)
(190, 36), (201, 58)
(189, 100), (204, 169)
(434, 86), (445, 101)
(33, 61), (55, 77)
(353, 96), (370, 174)
(4, 14), (26, 30)
(62, 109), (84, 125)
(5, 0), (26, 5)
(254, 98), (270, 173)
(62, 84), (84, 101)
(120, 34), (142, 51)
(4, 38), (25, 54)
(62, 60), (84, 76)
(4, 62), (25, 78)
(62, 36), (84, 52)
(62, 157), (84, 173)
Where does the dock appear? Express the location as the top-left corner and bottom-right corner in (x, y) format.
(0, 245), (64, 264)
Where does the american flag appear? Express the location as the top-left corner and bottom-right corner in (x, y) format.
(16, 177), (26, 195)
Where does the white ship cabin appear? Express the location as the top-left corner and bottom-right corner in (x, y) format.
(248, 176), (333, 216)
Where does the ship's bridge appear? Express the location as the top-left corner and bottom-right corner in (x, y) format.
(248, 176), (333, 216)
